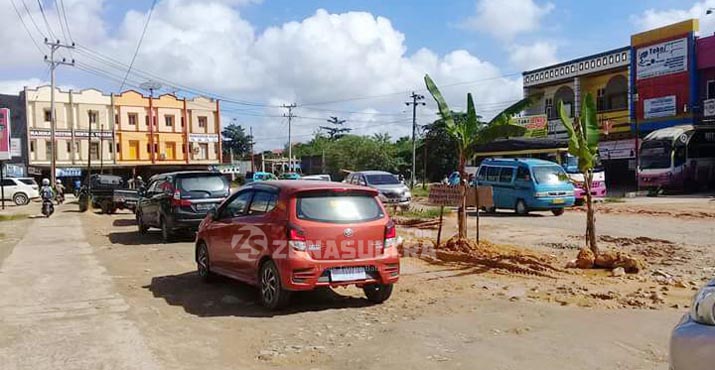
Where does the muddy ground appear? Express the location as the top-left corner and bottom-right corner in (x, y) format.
(2, 194), (714, 369)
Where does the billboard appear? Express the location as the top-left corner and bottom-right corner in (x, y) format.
(513, 114), (547, 137)
(644, 96), (677, 119)
(636, 38), (688, 80)
(0, 108), (10, 160)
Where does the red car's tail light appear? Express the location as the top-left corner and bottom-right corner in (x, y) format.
(288, 225), (307, 251)
(384, 220), (397, 249)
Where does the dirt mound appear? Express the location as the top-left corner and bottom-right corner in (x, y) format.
(597, 235), (690, 266)
(426, 236), (564, 278)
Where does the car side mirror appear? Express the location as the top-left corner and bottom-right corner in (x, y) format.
(207, 208), (218, 220)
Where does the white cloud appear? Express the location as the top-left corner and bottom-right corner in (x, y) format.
(507, 42), (558, 71)
(632, 0), (715, 36)
(462, 0), (554, 41)
(0, 78), (50, 94)
(0, 1), (524, 150)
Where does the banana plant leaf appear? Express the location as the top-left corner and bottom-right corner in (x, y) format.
(488, 93), (544, 126)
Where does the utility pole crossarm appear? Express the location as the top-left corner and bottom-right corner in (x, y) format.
(44, 38), (75, 186)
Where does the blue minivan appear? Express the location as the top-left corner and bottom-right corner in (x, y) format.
(476, 158), (575, 216)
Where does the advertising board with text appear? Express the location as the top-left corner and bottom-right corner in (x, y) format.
(0, 108), (10, 160)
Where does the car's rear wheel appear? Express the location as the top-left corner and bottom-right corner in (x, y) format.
(136, 212), (148, 234)
(515, 199), (529, 215)
(160, 217), (173, 243)
(259, 260), (291, 310)
(196, 242), (214, 282)
(363, 283), (393, 304)
(551, 208), (565, 216)
(13, 193), (28, 206)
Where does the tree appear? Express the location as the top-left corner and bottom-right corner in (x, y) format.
(320, 116), (352, 139)
(424, 74), (537, 240)
(221, 123), (253, 159)
(558, 93), (600, 254)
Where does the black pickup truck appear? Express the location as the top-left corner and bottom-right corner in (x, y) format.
(78, 174), (139, 214)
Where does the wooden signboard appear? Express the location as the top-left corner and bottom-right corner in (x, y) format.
(428, 184), (493, 208)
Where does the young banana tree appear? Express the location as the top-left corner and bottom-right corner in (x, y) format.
(558, 93), (600, 254)
(424, 74), (534, 241)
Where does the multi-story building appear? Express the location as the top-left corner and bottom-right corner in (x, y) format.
(24, 86), (115, 174)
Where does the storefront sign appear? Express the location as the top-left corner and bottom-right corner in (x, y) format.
(55, 168), (82, 177)
(704, 99), (715, 117)
(636, 38), (688, 80)
(30, 129), (112, 139)
(513, 114), (547, 137)
(598, 139), (636, 160)
(74, 130), (113, 139)
(27, 166), (42, 176)
(644, 96), (676, 119)
(0, 108), (10, 160)
(10, 138), (21, 158)
(189, 133), (219, 143)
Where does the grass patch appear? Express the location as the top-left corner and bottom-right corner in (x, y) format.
(603, 197), (625, 203)
(0, 214), (28, 222)
(392, 207), (450, 219)
(410, 185), (430, 198)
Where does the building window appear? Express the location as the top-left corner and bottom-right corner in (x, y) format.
(540, 72), (544, 80)
(579, 63), (584, 70)
(181, 116), (185, 128)
(571, 65), (575, 73)
(622, 52), (628, 61)
(707, 80), (715, 99)
(560, 67), (564, 75)
(108, 142), (113, 154)
(615, 54), (620, 63)
(591, 61), (595, 69)
(66, 141), (71, 153)
(30, 140), (35, 153)
(88, 110), (98, 125)
(154, 143), (158, 154)
(596, 59), (601, 67)
(597, 88), (606, 111)
(147, 143), (151, 154)
(128, 113), (138, 125)
(609, 55), (614, 64)
(115, 114), (119, 124)
(198, 143), (208, 160)
(44, 108), (51, 122)
(90, 142), (99, 160)
(602, 57), (607, 65)
(544, 98), (554, 118)
(74, 141), (80, 155)
(145, 116), (149, 126)
(165, 115), (174, 127)
(198, 116), (208, 128)
(116, 143), (121, 153)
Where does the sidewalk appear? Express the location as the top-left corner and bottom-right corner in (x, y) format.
(0, 209), (160, 370)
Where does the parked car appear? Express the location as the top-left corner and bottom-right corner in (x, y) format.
(670, 279), (715, 370)
(476, 158), (575, 216)
(302, 174), (332, 181)
(245, 171), (278, 182)
(279, 172), (301, 180)
(136, 171), (230, 242)
(195, 180), (400, 309)
(0, 177), (40, 205)
(78, 174), (138, 214)
(344, 171), (411, 209)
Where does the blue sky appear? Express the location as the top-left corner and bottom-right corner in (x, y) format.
(1, 0), (713, 148)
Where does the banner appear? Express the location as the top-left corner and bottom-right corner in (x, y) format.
(0, 108), (10, 160)
(644, 96), (677, 119)
(704, 99), (715, 117)
(10, 138), (21, 158)
(189, 133), (219, 143)
(636, 38), (688, 80)
(513, 114), (547, 137)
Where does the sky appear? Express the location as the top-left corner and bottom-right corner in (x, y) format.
(2, 0), (715, 150)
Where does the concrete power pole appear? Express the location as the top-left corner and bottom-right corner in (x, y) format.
(45, 39), (75, 185)
(405, 92), (425, 189)
(282, 103), (296, 173)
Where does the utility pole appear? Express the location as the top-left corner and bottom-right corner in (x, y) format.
(45, 38), (75, 185)
(250, 126), (255, 172)
(282, 103), (296, 173)
(405, 92), (425, 189)
(320, 116), (350, 139)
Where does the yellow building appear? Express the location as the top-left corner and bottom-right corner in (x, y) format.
(114, 91), (221, 166)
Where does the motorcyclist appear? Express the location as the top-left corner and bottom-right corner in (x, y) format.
(55, 179), (66, 204)
(135, 176), (145, 190)
(40, 178), (55, 204)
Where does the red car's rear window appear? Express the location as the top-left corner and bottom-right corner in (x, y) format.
(296, 192), (383, 223)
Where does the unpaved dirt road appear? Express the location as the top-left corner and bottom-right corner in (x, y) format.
(2, 195), (713, 369)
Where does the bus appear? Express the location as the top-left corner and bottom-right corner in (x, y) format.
(638, 125), (715, 192)
(473, 138), (606, 204)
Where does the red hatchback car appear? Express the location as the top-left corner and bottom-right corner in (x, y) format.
(195, 180), (400, 309)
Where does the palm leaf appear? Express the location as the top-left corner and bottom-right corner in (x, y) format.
(580, 92), (600, 152)
(424, 74), (455, 129)
(474, 123), (526, 146)
(488, 93), (544, 126)
(558, 100), (580, 157)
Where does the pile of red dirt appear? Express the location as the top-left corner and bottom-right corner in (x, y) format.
(570, 247), (645, 273)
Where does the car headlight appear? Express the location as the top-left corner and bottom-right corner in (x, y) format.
(534, 192), (549, 197)
(403, 191), (411, 199)
(690, 283), (715, 325)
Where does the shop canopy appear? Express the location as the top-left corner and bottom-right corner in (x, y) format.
(473, 138), (569, 157)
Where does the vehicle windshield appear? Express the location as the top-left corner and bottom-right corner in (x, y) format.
(366, 174), (400, 185)
(563, 154), (603, 173)
(640, 140), (672, 170)
(532, 166), (570, 185)
(177, 175), (229, 198)
(296, 193), (383, 223)
(19, 179), (37, 186)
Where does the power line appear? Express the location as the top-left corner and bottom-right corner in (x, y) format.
(10, 0), (45, 56)
(58, 0), (73, 42)
(19, 0), (46, 38)
(53, 0), (69, 45)
(36, 0), (58, 40)
(120, 0), (158, 91)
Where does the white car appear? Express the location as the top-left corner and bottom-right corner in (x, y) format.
(1, 177), (40, 205)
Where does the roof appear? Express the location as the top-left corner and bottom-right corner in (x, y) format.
(483, 158), (561, 166)
(643, 125), (694, 141)
(150, 170), (220, 179)
(353, 170), (394, 175)
(248, 180), (378, 194)
(474, 138), (569, 154)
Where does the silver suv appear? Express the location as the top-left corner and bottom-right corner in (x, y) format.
(345, 171), (411, 208)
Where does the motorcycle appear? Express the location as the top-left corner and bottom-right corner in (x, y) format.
(56, 192), (65, 205)
(42, 199), (55, 218)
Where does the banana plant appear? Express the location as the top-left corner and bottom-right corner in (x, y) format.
(424, 74), (534, 241)
(558, 93), (600, 254)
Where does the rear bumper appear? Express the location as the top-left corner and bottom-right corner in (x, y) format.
(574, 187), (607, 199)
(276, 248), (400, 291)
(168, 216), (204, 231)
(670, 315), (715, 370)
